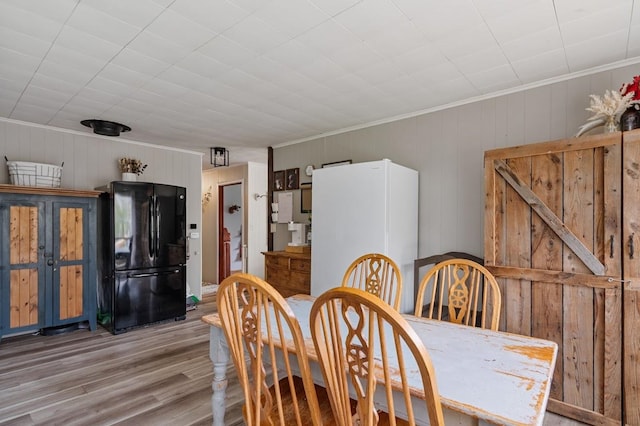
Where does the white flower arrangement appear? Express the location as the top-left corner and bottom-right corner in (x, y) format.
(586, 90), (634, 121)
(576, 90), (636, 137)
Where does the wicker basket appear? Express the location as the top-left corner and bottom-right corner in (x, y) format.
(7, 161), (63, 188)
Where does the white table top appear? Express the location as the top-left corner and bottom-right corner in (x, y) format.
(203, 293), (557, 426)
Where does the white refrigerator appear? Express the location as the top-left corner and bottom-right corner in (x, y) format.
(311, 159), (418, 313)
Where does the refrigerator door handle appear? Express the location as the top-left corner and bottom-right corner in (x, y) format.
(128, 269), (181, 278)
(155, 194), (160, 257)
(148, 195), (155, 258)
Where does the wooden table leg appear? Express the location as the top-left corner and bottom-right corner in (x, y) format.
(210, 326), (229, 426)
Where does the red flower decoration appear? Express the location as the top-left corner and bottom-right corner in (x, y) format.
(620, 75), (640, 101)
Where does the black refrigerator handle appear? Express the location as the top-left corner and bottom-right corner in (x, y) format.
(155, 194), (160, 257)
(128, 269), (181, 278)
(148, 195), (155, 258)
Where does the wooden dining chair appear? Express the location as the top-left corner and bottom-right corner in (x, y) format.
(310, 287), (445, 426)
(341, 253), (403, 310)
(414, 258), (502, 330)
(216, 273), (333, 426)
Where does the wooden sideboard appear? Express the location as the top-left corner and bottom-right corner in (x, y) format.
(262, 251), (311, 297)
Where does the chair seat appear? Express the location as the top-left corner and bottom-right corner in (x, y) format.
(273, 376), (414, 426)
(266, 376), (336, 425)
(377, 412), (411, 426)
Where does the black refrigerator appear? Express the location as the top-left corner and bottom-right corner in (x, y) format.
(97, 181), (187, 334)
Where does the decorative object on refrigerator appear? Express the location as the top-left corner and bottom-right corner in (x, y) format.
(118, 157), (147, 176)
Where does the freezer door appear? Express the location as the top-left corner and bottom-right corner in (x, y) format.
(113, 182), (154, 270)
(153, 184), (186, 267)
(113, 267), (186, 333)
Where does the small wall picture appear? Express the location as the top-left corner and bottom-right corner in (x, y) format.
(273, 170), (285, 191)
(301, 183), (312, 213)
(286, 168), (299, 190)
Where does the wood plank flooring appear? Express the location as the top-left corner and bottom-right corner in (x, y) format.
(0, 294), (586, 425)
(0, 295), (241, 425)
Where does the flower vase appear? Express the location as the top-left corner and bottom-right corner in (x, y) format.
(620, 106), (640, 131)
(603, 116), (618, 134)
(122, 172), (137, 181)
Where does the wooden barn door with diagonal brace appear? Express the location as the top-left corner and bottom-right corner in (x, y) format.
(484, 131), (629, 426)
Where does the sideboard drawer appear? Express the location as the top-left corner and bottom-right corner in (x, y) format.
(263, 251), (311, 296)
(290, 258), (310, 273)
(265, 255), (289, 269)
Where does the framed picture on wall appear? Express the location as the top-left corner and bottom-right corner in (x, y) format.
(273, 170), (285, 191)
(300, 183), (312, 213)
(286, 168), (299, 190)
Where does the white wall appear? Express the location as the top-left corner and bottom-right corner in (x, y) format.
(0, 118), (203, 298)
(273, 62), (640, 260)
(246, 161), (268, 277)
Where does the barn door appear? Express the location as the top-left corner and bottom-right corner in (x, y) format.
(622, 129), (640, 426)
(484, 133), (623, 425)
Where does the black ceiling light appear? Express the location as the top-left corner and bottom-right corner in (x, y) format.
(211, 147), (229, 167)
(81, 119), (131, 136)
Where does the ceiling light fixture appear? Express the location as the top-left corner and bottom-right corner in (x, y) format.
(81, 119), (131, 137)
(211, 147), (229, 167)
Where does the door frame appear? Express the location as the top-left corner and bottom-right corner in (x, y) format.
(217, 181), (243, 283)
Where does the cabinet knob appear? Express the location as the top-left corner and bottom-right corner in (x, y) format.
(47, 259), (54, 266)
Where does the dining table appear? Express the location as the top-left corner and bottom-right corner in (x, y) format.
(201, 294), (558, 426)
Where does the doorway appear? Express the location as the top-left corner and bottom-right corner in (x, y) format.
(218, 182), (243, 283)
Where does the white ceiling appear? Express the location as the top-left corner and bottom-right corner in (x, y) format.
(1, 0), (639, 168)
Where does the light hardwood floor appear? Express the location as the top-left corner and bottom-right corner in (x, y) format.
(0, 295), (585, 426)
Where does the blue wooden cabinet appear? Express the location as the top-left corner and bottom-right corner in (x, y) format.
(0, 185), (100, 339)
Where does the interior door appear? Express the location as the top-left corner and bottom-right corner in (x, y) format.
(484, 133), (623, 425)
(217, 182), (242, 283)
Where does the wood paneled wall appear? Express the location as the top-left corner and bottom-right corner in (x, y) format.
(0, 119), (203, 298)
(272, 62), (640, 259)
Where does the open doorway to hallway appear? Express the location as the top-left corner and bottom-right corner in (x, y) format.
(218, 182), (243, 283)
(201, 161), (267, 292)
